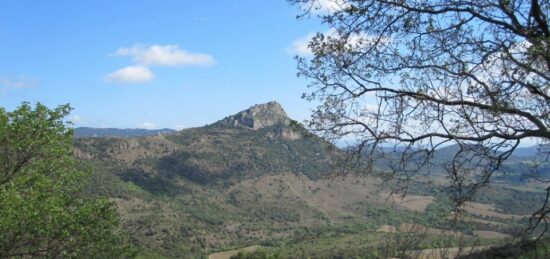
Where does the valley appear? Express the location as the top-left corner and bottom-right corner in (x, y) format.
(73, 102), (547, 258)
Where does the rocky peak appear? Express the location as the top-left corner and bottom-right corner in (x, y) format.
(217, 101), (290, 130)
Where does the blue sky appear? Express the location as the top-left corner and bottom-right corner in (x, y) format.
(0, 0), (330, 129)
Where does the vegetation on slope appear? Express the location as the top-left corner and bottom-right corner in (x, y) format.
(0, 103), (134, 258)
(71, 102), (547, 258)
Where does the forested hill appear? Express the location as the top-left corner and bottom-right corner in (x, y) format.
(72, 101), (344, 257)
(74, 101), (339, 185)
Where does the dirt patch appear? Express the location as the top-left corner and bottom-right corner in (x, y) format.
(382, 193), (435, 212)
(474, 230), (511, 239)
(399, 223), (463, 237)
(410, 246), (488, 259)
(377, 224), (398, 233)
(377, 223), (464, 237)
(208, 245), (260, 259)
(453, 215), (508, 227)
(464, 202), (528, 220)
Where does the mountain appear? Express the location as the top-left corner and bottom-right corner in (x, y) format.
(74, 127), (177, 138)
(73, 101), (349, 256)
(215, 101), (289, 130)
(213, 101), (301, 140)
(75, 101), (337, 185)
(512, 144), (550, 158)
(74, 101), (545, 258)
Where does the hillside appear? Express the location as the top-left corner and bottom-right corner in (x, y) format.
(74, 102), (350, 256)
(74, 102), (546, 258)
(369, 143), (550, 183)
(75, 102), (337, 184)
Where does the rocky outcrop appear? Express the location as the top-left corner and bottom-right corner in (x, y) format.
(216, 101), (290, 130)
(214, 101), (303, 140)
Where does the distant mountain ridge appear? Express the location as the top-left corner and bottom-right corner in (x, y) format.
(512, 144), (550, 158)
(74, 127), (177, 138)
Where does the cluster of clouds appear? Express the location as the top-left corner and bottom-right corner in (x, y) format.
(103, 0), (345, 84)
(105, 44), (216, 84)
(289, 1), (394, 57)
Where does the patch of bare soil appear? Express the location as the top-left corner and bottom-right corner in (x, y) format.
(377, 224), (398, 233)
(208, 245), (260, 259)
(381, 193), (435, 212)
(399, 223), (463, 237)
(464, 202), (529, 220)
(409, 246), (489, 259)
(473, 230), (511, 239)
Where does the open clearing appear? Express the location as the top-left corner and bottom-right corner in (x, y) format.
(464, 202), (528, 220)
(208, 245), (261, 259)
(399, 223), (463, 237)
(377, 224), (398, 233)
(456, 215), (508, 227)
(376, 223), (464, 238)
(383, 193), (435, 212)
(410, 246), (489, 259)
(474, 230), (511, 239)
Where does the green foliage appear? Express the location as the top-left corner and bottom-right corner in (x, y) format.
(473, 186), (547, 215)
(162, 124), (336, 183)
(0, 102), (135, 258)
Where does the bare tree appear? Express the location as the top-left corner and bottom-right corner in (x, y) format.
(289, 0), (550, 236)
(381, 230), (395, 258)
(396, 222), (427, 258)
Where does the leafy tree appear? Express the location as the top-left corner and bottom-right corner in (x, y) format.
(289, 0), (550, 236)
(0, 102), (135, 258)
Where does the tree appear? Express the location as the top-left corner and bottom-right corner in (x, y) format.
(0, 102), (135, 258)
(289, 0), (550, 237)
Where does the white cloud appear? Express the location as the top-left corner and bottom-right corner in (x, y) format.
(365, 104), (380, 113)
(105, 66), (154, 84)
(67, 115), (95, 127)
(0, 75), (37, 89)
(289, 28), (390, 57)
(288, 32), (316, 56)
(115, 44), (215, 67)
(304, 0), (348, 14)
(70, 115), (83, 124)
(141, 121), (156, 129)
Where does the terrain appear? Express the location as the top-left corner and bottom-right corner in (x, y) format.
(74, 101), (548, 258)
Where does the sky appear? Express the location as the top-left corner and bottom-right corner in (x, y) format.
(0, 0), (333, 129)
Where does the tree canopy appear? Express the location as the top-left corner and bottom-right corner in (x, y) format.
(0, 102), (134, 258)
(290, 0), (550, 236)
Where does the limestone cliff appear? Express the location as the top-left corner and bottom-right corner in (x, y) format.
(215, 101), (290, 130)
